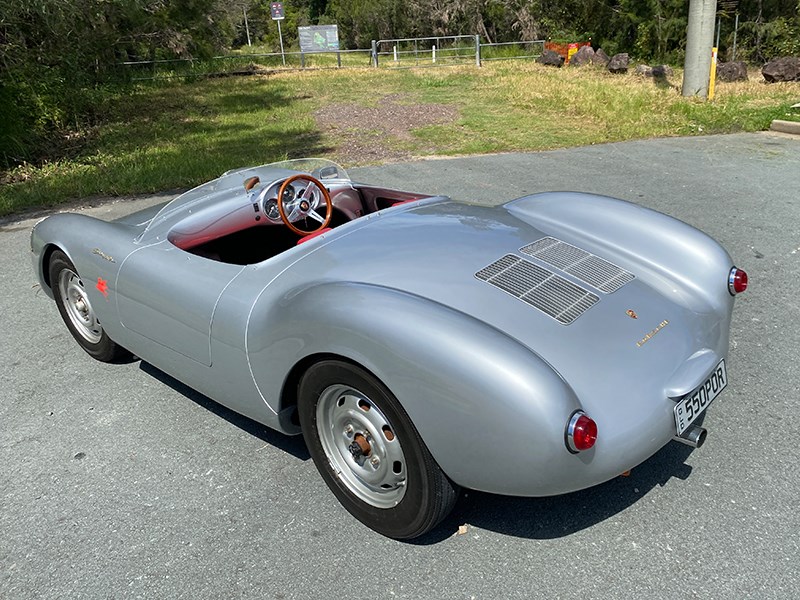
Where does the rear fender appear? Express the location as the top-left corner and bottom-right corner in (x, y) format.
(247, 282), (583, 493)
(506, 192), (737, 314)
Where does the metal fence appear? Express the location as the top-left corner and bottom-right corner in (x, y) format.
(479, 40), (546, 63)
(372, 35), (479, 68)
(120, 36), (545, 80)
(121, 48), (374, 81)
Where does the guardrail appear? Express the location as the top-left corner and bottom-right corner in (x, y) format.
(119, 36), (547, 80)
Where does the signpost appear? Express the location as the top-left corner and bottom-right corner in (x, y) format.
(298, 25), (341, 67)
(271, 2), (285, 66)
(298, 25), (340, 53)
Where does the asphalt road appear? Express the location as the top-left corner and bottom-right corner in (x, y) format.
(2, 133), (798, 599)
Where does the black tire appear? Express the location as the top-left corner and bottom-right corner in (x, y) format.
(49, 250), (126, 362)
(298, 360), (459, 539)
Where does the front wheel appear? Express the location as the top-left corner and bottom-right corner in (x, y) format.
(298, 360), (459, 539)
(49, 250), (126, 362)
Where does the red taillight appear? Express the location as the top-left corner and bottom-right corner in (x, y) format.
(728, 267), (748, 295)
(566, 412), (598, 453)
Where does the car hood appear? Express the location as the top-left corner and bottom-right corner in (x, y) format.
(290, 197), (731, 412)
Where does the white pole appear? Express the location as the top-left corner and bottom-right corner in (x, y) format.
(243, 8), (251, 46)
(277, 20), (285, 66)
(432, 45), (437, 63)
(393, 45), (397, 62)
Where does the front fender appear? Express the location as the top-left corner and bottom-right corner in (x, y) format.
(247, 281), (586, 495)
(30, 213), (136, 341)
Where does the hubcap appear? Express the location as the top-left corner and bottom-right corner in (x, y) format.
(58, 268), (103, 344)
(317, 384), (407, 508)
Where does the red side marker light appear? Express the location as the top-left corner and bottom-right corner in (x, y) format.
(728, 267), (748, 295)
(96, 277), (109, 298)
(566, 412), (598, 453)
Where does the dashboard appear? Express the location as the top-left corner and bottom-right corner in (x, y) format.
(258, 179), (310, 224)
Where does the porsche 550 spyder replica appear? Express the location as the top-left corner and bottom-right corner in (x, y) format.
(31, 158), (747, 539)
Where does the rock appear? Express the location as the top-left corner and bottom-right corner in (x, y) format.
(607, 53), (629, 74)
(635, 64), (672, 78)
(570, 45), (595, 67)
(592, 48), (611, 66)
(762, 56), (800, 83)
(716, 61), (748, 82)
(538, 49), (564, 67)
(651, 64), (674, 78)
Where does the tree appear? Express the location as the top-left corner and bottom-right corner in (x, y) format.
(0, 0), (235, 166)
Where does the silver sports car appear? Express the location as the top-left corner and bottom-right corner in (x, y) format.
(31, 158), (748, 539)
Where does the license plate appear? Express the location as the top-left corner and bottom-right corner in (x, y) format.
(674, 360), (727, 435)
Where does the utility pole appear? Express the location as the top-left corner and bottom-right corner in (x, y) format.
(682, 0), (717, 98)
(243, 7), (251, 47)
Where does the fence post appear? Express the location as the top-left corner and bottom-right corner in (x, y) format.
(475, 35), (481, 67)
(432, 45), (436, 63)
(371, 40), (378, 67)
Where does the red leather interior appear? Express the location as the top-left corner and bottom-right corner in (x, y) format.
(296, 228), (333, 245)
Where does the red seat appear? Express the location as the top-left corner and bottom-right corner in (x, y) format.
(296, 228), (332, 245)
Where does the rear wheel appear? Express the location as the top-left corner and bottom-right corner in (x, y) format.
(298, 360), (459, 539)
(49, 250), (126, 362)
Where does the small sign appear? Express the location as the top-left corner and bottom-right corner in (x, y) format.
(270, 2), (284, 20)
(298, 25), (340, 53)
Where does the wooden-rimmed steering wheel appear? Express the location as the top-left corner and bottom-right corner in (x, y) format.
(277, 174), (333, 235)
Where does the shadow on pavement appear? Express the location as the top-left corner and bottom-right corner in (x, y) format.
(412, 441), (695, 545)
(139, 360), (311, 461)
(138, 360), (696, 545)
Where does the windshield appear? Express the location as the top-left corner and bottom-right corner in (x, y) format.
(262, 158), (349, 181)
(140, 158), (349, 241)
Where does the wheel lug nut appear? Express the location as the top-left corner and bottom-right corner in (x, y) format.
(370, 456), (380, 467)
(344, 424), (354, 435)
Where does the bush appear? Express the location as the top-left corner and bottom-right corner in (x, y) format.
(0, 84), (38, 165)
(734, 17), (800, 63)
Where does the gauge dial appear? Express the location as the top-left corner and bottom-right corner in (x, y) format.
(281, 185), (296, 205)
(264, 199), (280, 221)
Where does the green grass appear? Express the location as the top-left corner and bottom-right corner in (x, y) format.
(2, 61), (799, 217)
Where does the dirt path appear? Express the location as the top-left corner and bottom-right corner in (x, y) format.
(314, 93), (458, 164)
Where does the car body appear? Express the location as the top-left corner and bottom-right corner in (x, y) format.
(31, 158), (747, 538)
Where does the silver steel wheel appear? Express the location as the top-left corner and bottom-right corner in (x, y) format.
(57, 268), (103, 344)
(316, 383), (407, 508)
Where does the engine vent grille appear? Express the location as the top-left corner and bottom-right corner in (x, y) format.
(520, 237), (634, 293)
(476, 255), (599, 325)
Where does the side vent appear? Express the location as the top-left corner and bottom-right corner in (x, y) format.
(476, 255), (599, 325)
(520, 237), (634, 293)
